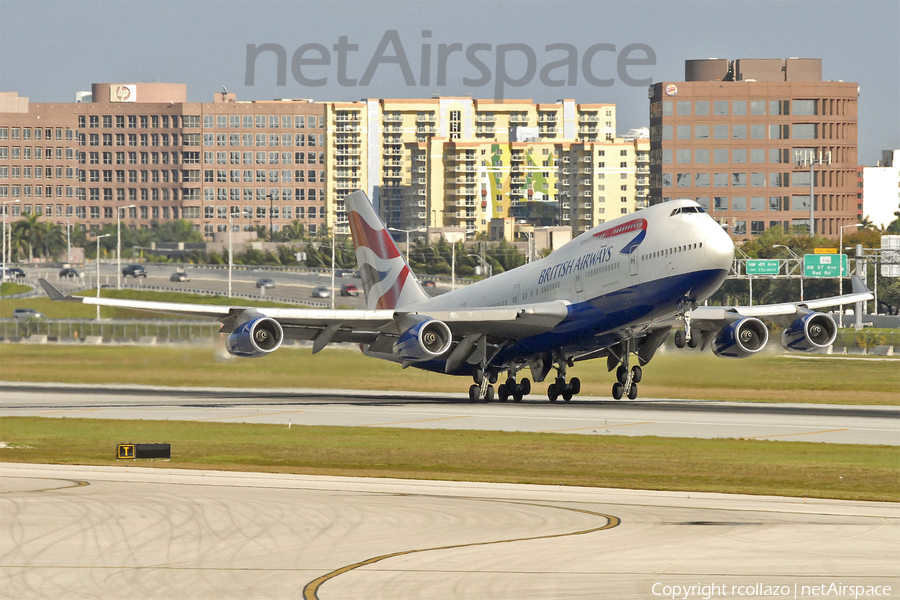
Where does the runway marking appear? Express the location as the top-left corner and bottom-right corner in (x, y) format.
(35, 409), (97, 415)
(363, 415), (472, 427)
(743, 428), (851, 439)
(195, 410), (305, 421)
(302, 501), (620, 600)
(0, 477), (89, 494)
(541, 421), (655, 433)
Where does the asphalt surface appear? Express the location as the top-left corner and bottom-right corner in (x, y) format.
(1, 464), (897, 600)
(2, 383), (898, 445)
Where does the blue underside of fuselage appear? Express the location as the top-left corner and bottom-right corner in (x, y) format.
(409, 269), (728, 376)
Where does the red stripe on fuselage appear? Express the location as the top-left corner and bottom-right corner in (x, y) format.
(593, 218), (648, 240)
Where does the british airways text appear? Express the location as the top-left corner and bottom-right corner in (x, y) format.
(538, 246), (613, 284)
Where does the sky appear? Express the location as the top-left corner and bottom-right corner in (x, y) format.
(1, 0), (897, 166)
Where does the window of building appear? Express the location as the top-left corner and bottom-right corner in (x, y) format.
(792, 124), (817, 140)
(713, 101), (728, 116)
(792, 100), (817, 116)
(695, 149), (710, 164)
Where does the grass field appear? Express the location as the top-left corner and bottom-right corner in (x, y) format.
(0, 282), (32, 296)
(0, 289), (300, 320)
(0, 417), (895, 502)
(1, 343), (897, 404)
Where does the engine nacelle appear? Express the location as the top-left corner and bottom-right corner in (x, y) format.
(781, 311), (837, 352)
(712, 317), (769, 358)
(225, 317), (284, 358)
(393, 319), (453, 362)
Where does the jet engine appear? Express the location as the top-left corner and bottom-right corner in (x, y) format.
(712, 317), (769, 358)
(393, 319), (453, 361)
(780, 311), (837, 352)
(226, 317), (284, 358)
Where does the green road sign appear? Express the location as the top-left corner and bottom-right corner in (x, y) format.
(804, 254), (848, 277)
(747, 259), (780, 275)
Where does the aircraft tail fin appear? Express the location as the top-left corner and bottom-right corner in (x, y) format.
(345, 190), (430, 310)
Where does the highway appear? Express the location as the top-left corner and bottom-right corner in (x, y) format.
(2, 384), (898, 445)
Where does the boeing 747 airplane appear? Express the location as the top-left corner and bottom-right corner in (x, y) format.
(40, 191), (872, 401)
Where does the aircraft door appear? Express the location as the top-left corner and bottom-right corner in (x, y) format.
(512, 284), (520, 304)
(575, 272), (585, 302)
(629, 252), (640, 281)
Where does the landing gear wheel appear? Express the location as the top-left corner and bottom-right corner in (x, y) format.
(627, 383), (638, 400)
(513, 389), (524, 402)
(616, 365), (629, 384)
(674, 330), (686, 348)
(612, 382), (624, 400)
(569, 377), (581, 395)
(473, 369), (484, 385)
(468, 384), (480, 402)
(497, 384), (509, 402)
(562, 387), (573, 401)
(631, 366), (642, 384)
(548, 383), (559, 402)
(519, 378), (531, 396)
(687, 334), (699, 349)
(484, 385), (494, 402)
(505, 377), (516, 390)
(488, 371), (499, 384)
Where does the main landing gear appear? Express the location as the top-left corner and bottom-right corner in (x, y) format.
(608, 342), (641, 400)
(547, 356), (581, 402)
(469, 367), (531, 402)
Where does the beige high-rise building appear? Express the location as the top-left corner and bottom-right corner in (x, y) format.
(323, 97), (649, 239)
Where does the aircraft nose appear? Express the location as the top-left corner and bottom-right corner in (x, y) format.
(703, 224), (735, 270)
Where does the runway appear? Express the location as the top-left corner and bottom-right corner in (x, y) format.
(1, 463), (897, 600)
(2, 383), (898, 445)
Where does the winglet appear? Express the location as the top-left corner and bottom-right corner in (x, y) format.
(850, 275), (870, 295)
(39, 278), (79, 302)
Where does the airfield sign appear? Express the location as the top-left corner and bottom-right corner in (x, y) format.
(746, 260), (780, 275)
(804, 254), (848, 278)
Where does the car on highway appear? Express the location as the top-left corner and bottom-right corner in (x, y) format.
(170, 269), (190, 282)
(58, 268), (79, 278)
(122, 264), (147, 278)
(340, 284), (360, 297)
(4, 267), (26, 280)
(13, 308), (44, 320)
(311, 286), (331, 298)
(256, 278), (276, 289)
(422, 280), (436, 288)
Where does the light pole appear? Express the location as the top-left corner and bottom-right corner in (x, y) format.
(838, 223), (862, 326)
(467, 253), (492, 278)
(773, 244), (803, 301)
(228, 211), (234, 299)
(795, 150), (831, 236)
(95, 233), (111, 320)
(388, 226), (426, 263)
(2, 199), (20, 282)
(116, 204), (136, 290)
(65, 214), (72, 263)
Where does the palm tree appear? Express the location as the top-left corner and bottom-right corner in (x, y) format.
(11, 213), (41, 262)
(858, 215), (876, 230)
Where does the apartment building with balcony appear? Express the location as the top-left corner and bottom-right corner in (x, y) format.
(649, 58), (859, 239)
(323, 97), (647, 238)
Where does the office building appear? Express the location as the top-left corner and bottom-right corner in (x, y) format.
(648, 58), (858, 239)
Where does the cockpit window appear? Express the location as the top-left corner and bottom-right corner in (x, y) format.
(670, 206), (706, 216)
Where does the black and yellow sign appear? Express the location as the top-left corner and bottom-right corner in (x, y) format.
(117, 443), (170, 459)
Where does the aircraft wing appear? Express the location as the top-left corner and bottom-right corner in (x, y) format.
(38, 279), (570, 349)
(688, 275), (873, 325)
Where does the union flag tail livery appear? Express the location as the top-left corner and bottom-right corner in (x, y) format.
(345, 190), (430, 310)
